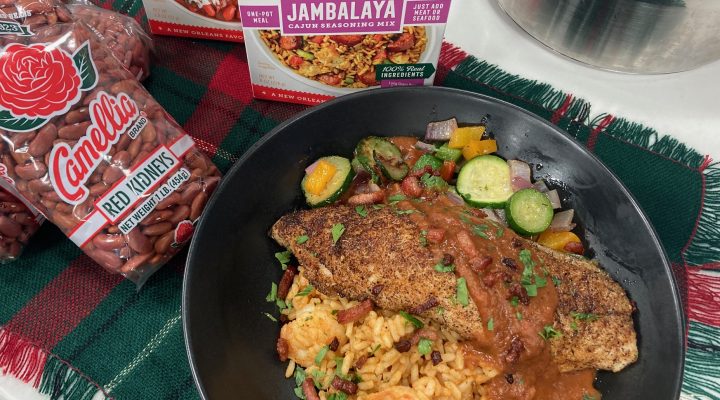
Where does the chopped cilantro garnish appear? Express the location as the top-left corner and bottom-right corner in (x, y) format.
(294, 368), (305, 385)
(456, 277), (469, 307)
(524, 283), (538, 297)
(311, 369), (326, 389)
(355, 205), (368, 217)
(335, 356), (346, 378)
(571, 321), (578, 331)
(434, 263), (455, 273)
(418, 338), (433, 356)
(419, 230), (428, 247)
(328, 393), (348, 400)
(539, 325), (562, 340)
(388, 194), (407, 203)
(516, 312), (523, 320)
(420, 173), (448, 191)
(534, 274), (547, 288)
(487, 318), (494, 331)
(275, 250), (291, 270)
(496, 226), (504, 237)
(372, 204), (385, 210)
(331, 223), (345, 244)
(459, 214), (471, 224)
(436, 306), (445, 315)
(266, 282), (277, 302)
(395, 209), (417, 215)
(296, 284), (314, 297)
(571, 312), (598, 322)
(296, 235), (309, 244)
(552, 276), (562, 286)
(293, 386), (305, 399)
(582, 394), (597, 400)
(315, 345), (330, 366)
(471, 224), (489, 239)
(510, 296), (519, 307)
(519, 249), (540, 297)
(399, 311), (424, 328)
(263, 312), (277, 322)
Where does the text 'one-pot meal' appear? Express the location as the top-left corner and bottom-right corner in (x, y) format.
(266, 118), (638, 400)
(260, 26), (427, 88)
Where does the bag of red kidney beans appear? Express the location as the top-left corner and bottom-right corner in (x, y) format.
(0, 5), (221, 285)
(66, 1), (153, 81)
(0, 183), (44, 261)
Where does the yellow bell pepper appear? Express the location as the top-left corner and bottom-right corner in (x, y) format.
(304, 160), (337, 195)
(538, 230), (581, 252)
(462, 139), (497, 160)
(448, 126), (485, 149)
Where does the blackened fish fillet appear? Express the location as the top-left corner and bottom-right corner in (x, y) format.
(271, 205), (484, 339)
(271, 205), (637, 372)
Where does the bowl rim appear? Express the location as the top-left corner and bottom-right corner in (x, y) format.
(182, 86), (686, 400)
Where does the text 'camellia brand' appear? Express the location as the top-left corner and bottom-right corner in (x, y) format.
(49, 91), (145, 205)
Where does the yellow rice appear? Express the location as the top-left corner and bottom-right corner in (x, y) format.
(280, 268), (499, 399)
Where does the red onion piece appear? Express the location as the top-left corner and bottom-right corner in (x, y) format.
(425, 118), (458, 141)
(414, 141), (437, 152)
(511, 176), (533, 191)
(305, 159), (320, 175)
(483, 208), (508, 226)
(508, 160), (532, 191)
(447, 190), (465, 205)
(550, 209), (576, 232)
(533, 179), (550, 193)
(546, 189), (562, 209)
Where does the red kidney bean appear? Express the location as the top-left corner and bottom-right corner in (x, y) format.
(93, 233), (125, 251)
(142, 222), (172, 236)
(154, 231), (173, 254)
(58, 121), (91, 140)
(0, 215), (22, 237)
(126, 229), (152, 254)
(140, 209), (173, 226)
(28, 124), (57, 157)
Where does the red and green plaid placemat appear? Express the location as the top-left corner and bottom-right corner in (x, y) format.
(1, 2), (718, 399)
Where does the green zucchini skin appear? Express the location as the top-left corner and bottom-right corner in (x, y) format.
(302, 156), (355, 207)
(505, 188), (554, 235)
(456, 155), (514, 208)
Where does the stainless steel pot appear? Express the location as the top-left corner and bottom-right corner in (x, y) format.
(498, 0), (720, 74)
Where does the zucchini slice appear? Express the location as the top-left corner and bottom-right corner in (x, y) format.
(355, 137), (408, 181)
(456, 155), (513, 208)
(505, 188), (554, 236)
(301, 156), (354, 207)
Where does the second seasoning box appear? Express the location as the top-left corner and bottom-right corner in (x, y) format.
(238, 0), (453, 105)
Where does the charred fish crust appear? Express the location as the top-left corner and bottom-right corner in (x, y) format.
(271, 206), (485, 340)
(529, 242), (638, 372)
(271, 205), (638, 373)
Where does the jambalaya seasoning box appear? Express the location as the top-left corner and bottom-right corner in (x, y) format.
(238, 0), (452, 105)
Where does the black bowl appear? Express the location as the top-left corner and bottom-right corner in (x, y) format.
(183, 87), (684, 399)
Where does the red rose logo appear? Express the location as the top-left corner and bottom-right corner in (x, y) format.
(173, 220), (195, 247)
(0, 43), (81, 119)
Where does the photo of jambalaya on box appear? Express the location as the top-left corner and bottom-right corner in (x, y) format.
(239, 0), (452, 105)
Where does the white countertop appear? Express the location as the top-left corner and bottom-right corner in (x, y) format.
(445, 1), (720, 157)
